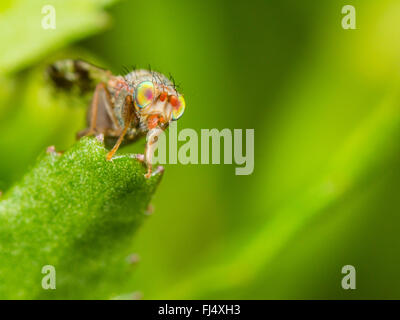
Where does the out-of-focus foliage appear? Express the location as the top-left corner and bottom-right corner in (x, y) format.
(0, 0), (400, 299)
(0, 0), (116, 75)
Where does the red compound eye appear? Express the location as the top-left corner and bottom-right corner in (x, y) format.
(160, 92), (167, 102)
(169, 95), (179, 107)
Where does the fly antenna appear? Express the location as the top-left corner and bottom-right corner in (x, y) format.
(168, 72), (178, 93)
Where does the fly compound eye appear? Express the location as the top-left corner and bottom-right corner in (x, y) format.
(135, 81), (155, 108)
(171, 95), (186, 120)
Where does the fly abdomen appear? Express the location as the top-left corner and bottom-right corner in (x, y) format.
(46, 59), (110, 94)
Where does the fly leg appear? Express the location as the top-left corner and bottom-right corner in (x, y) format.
(106, 95), (134, 161)
(78, 82), (120, 138)
(144, 127), (164, 179)
(78, 83), (103, 137)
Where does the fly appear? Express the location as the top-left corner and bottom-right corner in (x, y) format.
(47, 59), (186, 178)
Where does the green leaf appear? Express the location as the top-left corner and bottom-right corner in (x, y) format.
(0, 0), (118, 75)
(0, 136), (162, 299)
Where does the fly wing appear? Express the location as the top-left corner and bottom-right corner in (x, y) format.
(86, 86), (120, 134)
(47, 59), (111, 94)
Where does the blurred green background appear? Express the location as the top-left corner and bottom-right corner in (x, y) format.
(1, 0), (400, 299)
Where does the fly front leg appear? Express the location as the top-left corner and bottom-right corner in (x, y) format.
(144, 127), (164, 179)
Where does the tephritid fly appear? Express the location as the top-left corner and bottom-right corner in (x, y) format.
(47, 59), (186, 178)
